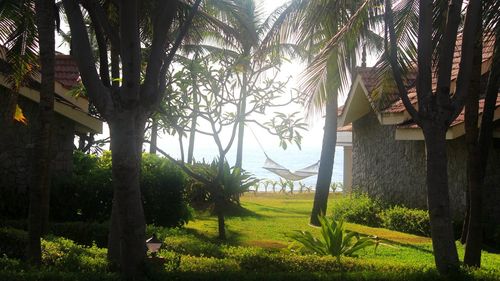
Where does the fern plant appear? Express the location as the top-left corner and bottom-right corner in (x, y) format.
(289, 216), (376, 263)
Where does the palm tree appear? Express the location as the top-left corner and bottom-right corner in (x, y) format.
(27, 0), (56, 265)
(0, 0), (56, 265)
(263, 0), (383, 225)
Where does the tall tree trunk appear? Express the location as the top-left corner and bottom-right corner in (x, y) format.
(235, 58), (249, 169)
(108, 111), (147, 278)
(464, 29), (500, 267)
(149, 117), (158, 154)
(28, 0), (55, 265)
(463, 23), (482, 267)
(422, 125), (459, 274)
(310, 95), (337, 226)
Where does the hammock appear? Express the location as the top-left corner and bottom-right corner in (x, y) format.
(248, 125), (320, 181)
(263, 157), (320, 181)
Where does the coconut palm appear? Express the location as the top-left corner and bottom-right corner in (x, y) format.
(0, 0), (57, 265)
(263, 0), (384, 226)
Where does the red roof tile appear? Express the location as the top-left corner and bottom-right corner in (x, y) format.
(345, 34), (496, 117)
(54, 54), (80, 89)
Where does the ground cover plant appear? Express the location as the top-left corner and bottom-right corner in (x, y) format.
(1, 193), (499, 280)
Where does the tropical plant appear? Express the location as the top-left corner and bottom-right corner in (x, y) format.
(288, 216), (377, 263)
(264, 0), (384, 226)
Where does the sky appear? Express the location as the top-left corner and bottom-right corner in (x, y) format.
(56, 0), (379, 163)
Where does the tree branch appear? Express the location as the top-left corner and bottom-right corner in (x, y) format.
(147, 140), (211, 185)
(435, 0), (462, 109)
(63, 0), (113, 118)
(450, 0), (482, 122)
(141, 0), (179, 106)
(119, 0), (141, 106)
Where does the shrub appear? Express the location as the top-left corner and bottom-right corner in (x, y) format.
(162, 233), (224, 258)
(41, 236), (108, 272)
(51, 151), (193, 227)
(50, 152), (113, 222)
(330, 193), (383, 227)
(380, 206), (431, 237)
(1, 151), (193, 227)
(50, 222), (109, 247)
(141, 153), (193, 227)
(179, 255), (240, 272)
(0, 227), (28, 259)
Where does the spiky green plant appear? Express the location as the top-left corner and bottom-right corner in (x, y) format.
(289, 215), (376, 263)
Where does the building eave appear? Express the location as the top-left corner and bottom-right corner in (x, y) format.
(395, 106), (500, 141)
(0, 75), (102, 134)
(338, 75), (375, 127)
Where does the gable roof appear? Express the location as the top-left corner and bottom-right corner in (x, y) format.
(338, 34), (499, 140)
(0, 50), (102, 133)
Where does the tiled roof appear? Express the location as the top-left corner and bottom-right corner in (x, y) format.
(54, 54), (80, 89)
(345, 34), (496, 118)
(399, 97), (500, 129)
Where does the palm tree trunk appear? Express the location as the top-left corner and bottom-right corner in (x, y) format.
(422, 124), (459, 274)
(235, 64), (249, 169)
(28, 0), (55, 265)
(310, 95), (337, 226)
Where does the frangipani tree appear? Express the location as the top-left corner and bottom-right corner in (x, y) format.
(62, 0), (202, 277)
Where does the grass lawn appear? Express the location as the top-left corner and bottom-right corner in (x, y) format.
(185, 192), (500, 273)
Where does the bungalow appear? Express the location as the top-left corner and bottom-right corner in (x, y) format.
(338, 36), (499, 240)
(0, 52), (102, 199)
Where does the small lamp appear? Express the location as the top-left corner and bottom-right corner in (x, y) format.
(146, 235), (162, 257)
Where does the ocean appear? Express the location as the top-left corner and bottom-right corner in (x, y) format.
(158, 136), (345, 191)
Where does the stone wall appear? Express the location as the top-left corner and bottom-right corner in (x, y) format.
(352, 112), (429, 211)
(350, 111), (500, 219)
(0, 87), (75, 194)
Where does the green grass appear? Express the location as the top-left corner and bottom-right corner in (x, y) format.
(185, 192), (500, 273)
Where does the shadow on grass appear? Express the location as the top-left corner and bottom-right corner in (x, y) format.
(183, 222), (247, 246)
(223, 204), (267, 219)
(245, 203), (311, 216)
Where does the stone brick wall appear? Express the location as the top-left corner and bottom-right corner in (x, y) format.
(351, 111), (500, 220)
(352, 112), (429, 211)
(0, 87), (75, 194)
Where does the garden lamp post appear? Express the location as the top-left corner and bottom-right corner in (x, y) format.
(146, 235), (162, 257)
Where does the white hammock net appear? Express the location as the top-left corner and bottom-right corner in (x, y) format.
(263, 157), (320, 181)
